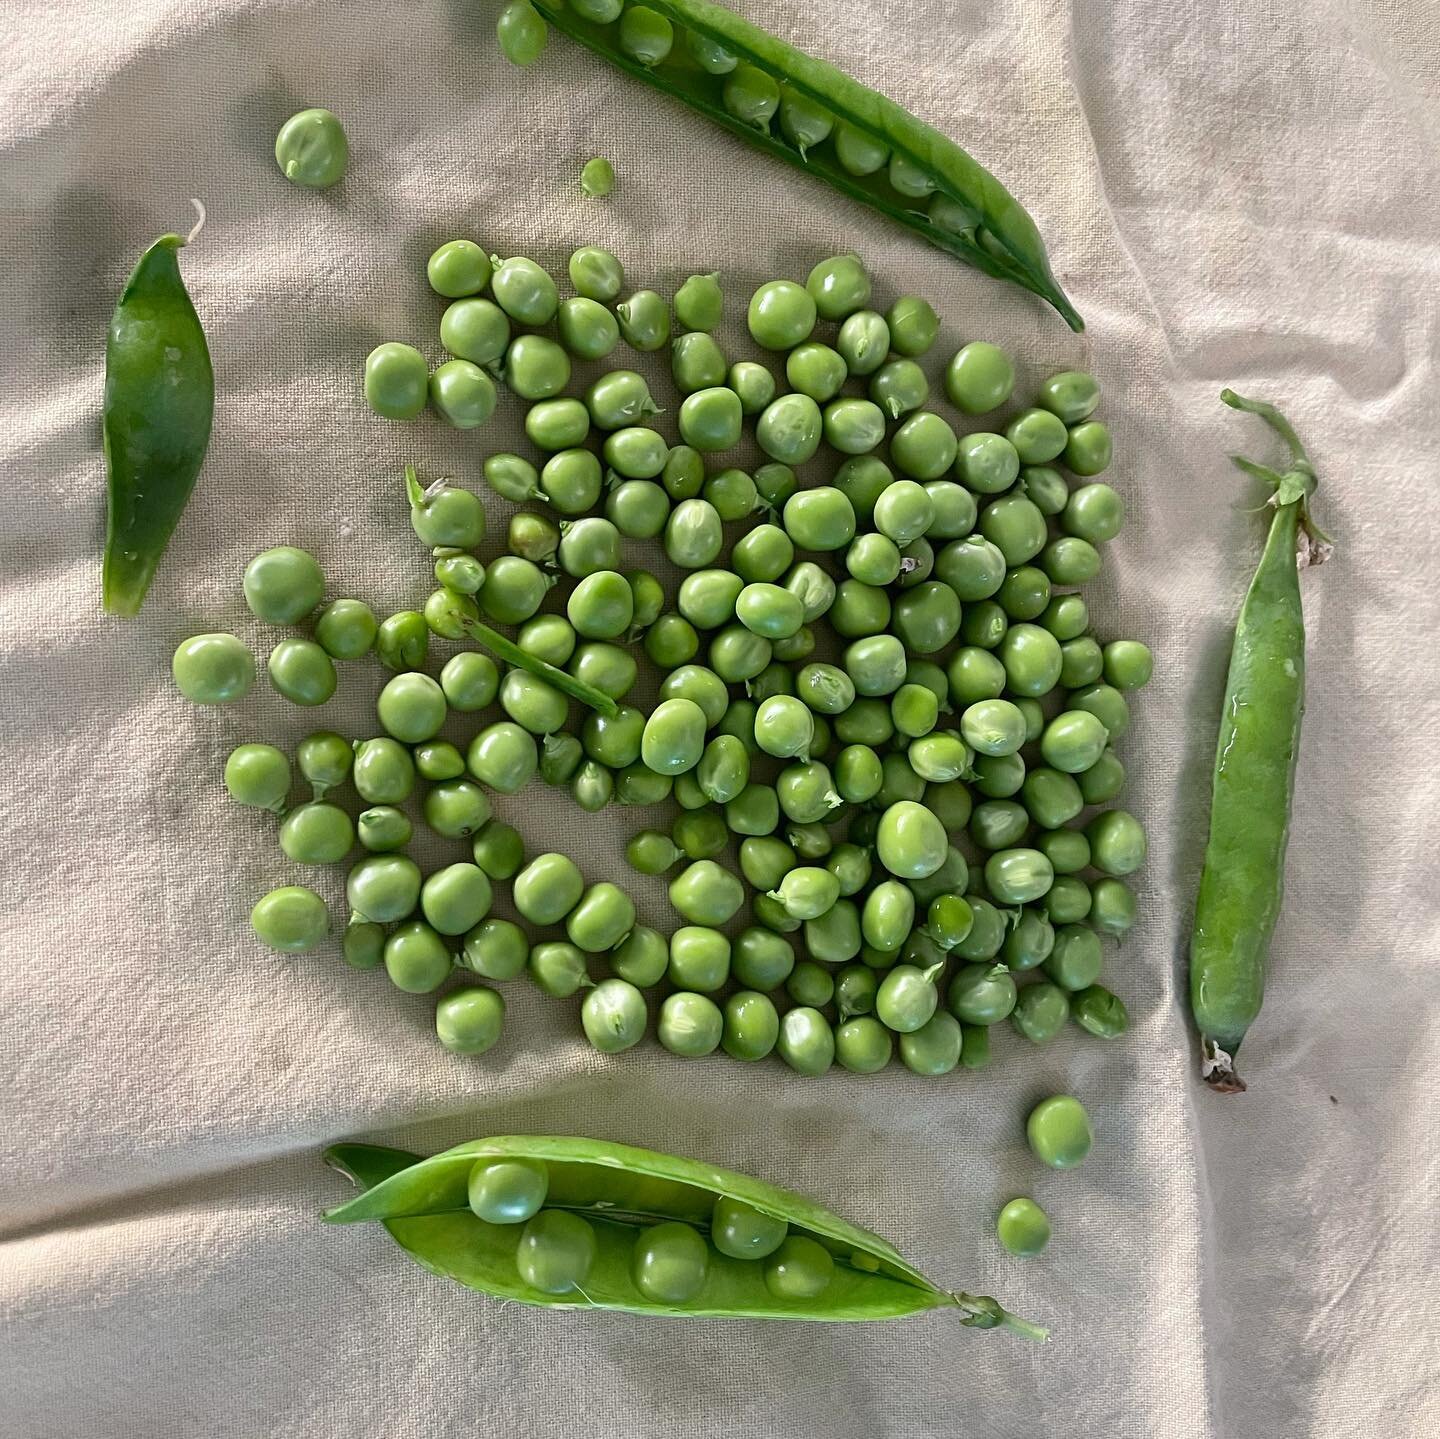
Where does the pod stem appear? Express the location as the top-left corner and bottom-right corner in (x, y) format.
(951, 1291), (1049, 1342)
(1199, 1038), (1247, 1094)
(451, 613), (619, 717)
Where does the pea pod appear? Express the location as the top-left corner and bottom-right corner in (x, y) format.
(102, 202), (214, 614)
(528, 2), (1080, 330)
(325, 1137), (1045, 1336)
(1189, 390), (1331, 1093)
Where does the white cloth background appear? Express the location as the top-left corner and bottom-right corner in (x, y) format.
(2, 2), (1437, 1435)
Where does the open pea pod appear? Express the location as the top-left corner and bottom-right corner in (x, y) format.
(325, 1137), (1046, 1335)
(529, 1), (1081, 330)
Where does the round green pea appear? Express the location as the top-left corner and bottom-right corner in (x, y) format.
(945, 342), (1014, 414)
(172, 633), (254, 705)
(1026, 1094), (1093, 1168)
(468, 1158), (548, 1223)
(363, 342), (428, 420)
(435, 986), (505, 1055)
(997, 1197), (1051, 1257)
(250, 885), (327, 952)
(516, 1210), (597, 1294)
(776, 1006), (834, 1075)
(274, 108), (347, 188)
(658, 991), (724, 1056)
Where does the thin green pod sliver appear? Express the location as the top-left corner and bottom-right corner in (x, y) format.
(103, 204), (214, 615)
(529, 1), (1081, 331)
(325, 1138), (1045, 1336)
(1189, 390), (1330, 1093)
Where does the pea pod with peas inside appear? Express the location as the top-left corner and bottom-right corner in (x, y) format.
(325, 1136), (1044, 1335)
(525, 1), (1080, 329)
(102, 202), (214, 615)
(1189, 391), (1330, 1093)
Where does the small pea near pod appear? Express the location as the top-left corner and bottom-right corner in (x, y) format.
(325, 1137), (1045, 1335)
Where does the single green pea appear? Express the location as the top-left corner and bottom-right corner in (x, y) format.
(279, 801), (353, 865)
(1071, 983), (1129, 1039)
(669, 926), (731, 992)
(615, 288), (671, 352)
(429, 360), (497, 428)
(440, 297), (510, 367)
(778, 87), (834, 154)
(224, 743), (291, 811)
(376, 671), (446, 744)
(426, 239), (491, 299)
(1064, 420), (1112, 477)
(869, 358), (929, 419)
(669, 859), (745, 927)
(568, 244), (624, 303)
(490, 255), (559, 326)
(786, 342), (848, 403)
(421, 862), (493, 937)
(354, 806), (410, 854)
(899, 1012), (964, 1075)
(617, 2), (673, 63)
(172, 633), (254, 705)
(886, 295), (939, 356)
(786, 960), (835, 1009)
(731, 927), (796, 991)
(527, 940), (592, 998)
(433, 553), (486, 598)
(1006, 407), (1070, 465)
(945, 342), (1015, 414)
(936, 535), (1006, 602)
(835, 1016), (894, 1074)
(764, 1234), (836, 1298)
(267, 638), (336, 707)
(1038, 370), (1101, 424)
(242, 546), (325, 626)
(578, 153), (615, 196)
(1040, 710), (1110, 774)
(503, 334), (571, 402)
(436, 652), (496, 714)
(757, 393), (823, 466)
(1102, 639), (1153, 691)
(710, 1195), (788, 1262)
(724, 359), (776, 417)
(577, 979), (646, 1054)
(435, 986), (506, 1055)
(384, 920), (451, 993)
(1085, 809), (1147, 876)
(468, 1158), (548, 1225)
(251, 885), (327, 952)
(459, 917), (530, 982)
(887, 150), (936, 198)
(890, 581), (962, 655)
(956, 432), (1021, 495)
(1041, 534), (1102, 586)
(341, 920), (385, 970)
(632, 1221), (710, 1304)
(569, 759), (613, 814)
(364, 343), (428, 420)
(516, 1211), (597, 1295)
(875, 962), (944, 1033)
(747, 279), (816, 350)
(997, 1197), (1051, 1257)
(1043, 923), (1104, 991)
(1011, 981), (1071, 1045)
(496, 0), (547, 64)
(834, 310), (889, 379)
(1027, 1094), (1093, 1168)
(274, 107), (348, 188)
(350, 737), (413, 806)
(602, 925), (665, 989)
(704, 467), (760, 522)
(805, 252), (871, 321)
(657, 990), (724, 1056)
(467, 722), (538, 795)
(314, 599), (377, 660)
(833, 119), (889, 175)
(959, 1022), (991, 1069)
(776, 1006), (835, 1075)
(1062, 482), (1126, 545)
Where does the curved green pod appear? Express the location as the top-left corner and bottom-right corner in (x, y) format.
(528, 1), (1081, 330)
(325, 1137), (1045, 1335)
(1189, 391), (1330, 1092)
(103, 203), (214, 615)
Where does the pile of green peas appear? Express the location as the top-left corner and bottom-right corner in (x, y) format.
(176, 241), (1146, 1082)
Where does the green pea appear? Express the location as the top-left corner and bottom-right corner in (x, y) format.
(1038, 370), (1101, 424)
(581, 978), (647, 1053)
(868, 358), (929, 419)
(1071, 984), (1129, 1038)
(731, 927), (796, 991)
(723, 61), (780, 129)
(278, 801), (353, 865)
(711, 1195), (787, 1260)
(632, 1221), (709, 1303)
(945, 341), (1014, 414)
(954, 899), (1006, 962)
(383, 920), (452, 994)
(527, 941), (591, 998)
(836, 309), (890, 377)
(421, 862), (493, 937)
(704, 467), (759, 522)
(1026, 1094), (1093, 1168)
(224, 743), (291, 811)
(442, 298), (510, 366)
(428, 359), (496, 428)
(805, 252), (871, 320)
(512, 852), (584, 927)
(833, 1016), (892, 1073)
(729, 360), (777, 415)
(833, 119), (888, 175)
(891, 581), (961, 655)
(468, 1158), (548, 1224)
(610, 925), (669, 988)
(835, 744), (884, 804)
(274, 107), (347, 188)
(875, 962), (944, 1033)
(786, 960), (834, 1009)
(460, 917), (530, 981)
(294, 733), (351, 795)
(1090, 877), (1138, 936)
(251, 885), (327, 952)
(885, 295), (939, 356)
(1040, 711), (1110, 774)
(570, 759), (614, 813)
(1043, 923), (1104, 991)
(1103, 639), (1153, 691)
(669, 860), (745, 926)
(779, 88), (834, 154)
(426, 239), (491, 299)
(945, 963), (1017, 1026)
(936, 535), (1006, 601)
(897, 1012), (963, 1075)
(786, 342), (848, 403)
(658, 991), (723, 1056)
(315, 599), (378, 659)
(616, 289), (671, 351)
(516, 1211), (597, 1294)
(569, 245), (624, 303)
(669, 926), (731, 992)
(342, 921), (385, 970)
(490, 255), (558, 326)
(996, 1197), (1051, 1257)
(435, 986), (505, 1055)
(556, 298), (619, 363)
(1085, 809), (1147, 876)
(496, 1), (547, 65)
(1064, 420), (1112, 477)
(1011, 981), (1071, 1045)
(757, 393), (823, 465)
(266, 638), (335, 706)
(579, 154), (615, 197)
(776, 1006), (834, 1075)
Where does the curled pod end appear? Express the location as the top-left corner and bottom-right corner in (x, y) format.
(1199, 1038), (1247, 1094)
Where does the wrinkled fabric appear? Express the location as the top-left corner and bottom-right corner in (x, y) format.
(2, 2), (1437, 1435)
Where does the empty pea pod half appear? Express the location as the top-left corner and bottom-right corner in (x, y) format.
(325, 1136), (1045, 1336)
(527, 1), (1081, 330)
